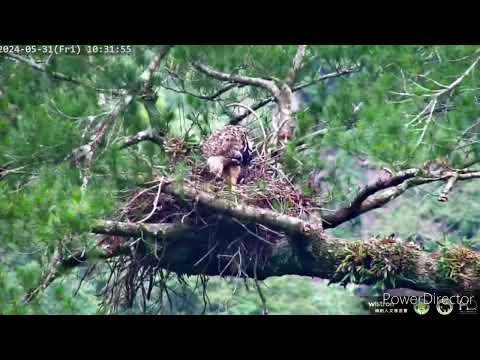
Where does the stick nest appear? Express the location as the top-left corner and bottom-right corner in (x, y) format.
(98, 140), (321, 312)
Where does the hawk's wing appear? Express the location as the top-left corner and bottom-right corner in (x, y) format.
(201, 125), (250, 160)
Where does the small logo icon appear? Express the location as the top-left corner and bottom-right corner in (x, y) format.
(459, 299), (477, 314)
(414, 301), (430, 315)
(436, 297), (454, 315)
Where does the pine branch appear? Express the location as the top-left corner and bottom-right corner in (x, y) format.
(25, 169), (480, 302)
(87, 219), (479, 295)
(118, 129), (164, 149)
(323, 169), (480, 229)
(160, 68), (244, 101)
(228, 67), (359, 125)
(3, 53), (126, 96)
(286, 45), (307, 87)
(23, 221), (191, 304)
(162, 182), (323, 236)
(192, 62), (281, 99)
(292, 66), (360, 92)
(140, 45), (174, 93)
(67, 46), (173, 188)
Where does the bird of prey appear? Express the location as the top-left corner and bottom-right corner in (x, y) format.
(201, 125), (253, 189)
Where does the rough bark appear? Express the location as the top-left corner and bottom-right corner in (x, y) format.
(87, 219), (480, 295)
(25, 169), (480, 304)
(85, 179), (480, 295)
(25, 166), (480, 303)
(161, 182), (323, 236)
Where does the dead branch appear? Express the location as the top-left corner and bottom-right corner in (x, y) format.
(406, 56), (480, 149)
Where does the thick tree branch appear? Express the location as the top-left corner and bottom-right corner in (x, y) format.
(92, 219), (191, 238)
(85, 220), (479, 295)
(323, 169), (480, 229)
(162, 182), (322, 236)
(192, 62), (280, 99)
(26, 170), (480, 303)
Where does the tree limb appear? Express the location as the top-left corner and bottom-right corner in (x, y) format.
(140, 45), (174, 93)
(118, 129), (164, 149)
(68, 47), (173, 188)
(323, 169), (480, 229)
(228, 67), (360, 125)
(407, 56), (480, 149)
(192, 62), (280, 99)
(85, 219), (480, 295)
(162, 182), (323, 236)
(92, 220), (191, 239)
(72, 94), (134, 188)
(229, 97), (274, 125)
(160, 70), (243, 101)
(3, 53), (126, 96)
(292, 66), (360, 92)
(286, 45), (307, 87)
(23, 221), (191, 303)
(438, 172), (459, 202)
(26, 170), (480, 303)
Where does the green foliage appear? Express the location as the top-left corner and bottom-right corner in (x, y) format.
(112, 276), (369, 315)
(205, 276), (369, 315)
(1, 45), (480, 314)
(0, 264), (100, 315)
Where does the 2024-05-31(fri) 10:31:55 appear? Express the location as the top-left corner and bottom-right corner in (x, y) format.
(0, 45), (134, 55)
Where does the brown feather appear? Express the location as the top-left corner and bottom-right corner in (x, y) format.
(201, 125), (252, 184)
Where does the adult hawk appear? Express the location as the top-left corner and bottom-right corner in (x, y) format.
(201, 125), (252, 188)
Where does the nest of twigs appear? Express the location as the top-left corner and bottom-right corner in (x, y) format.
(98, 139), (321, 313)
